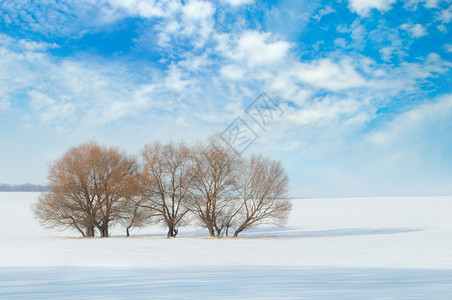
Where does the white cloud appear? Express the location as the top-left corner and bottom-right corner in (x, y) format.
(154, 0), (215, 48)
(405, 0), (442, 9)
(223, 31), (292, 68)
(101, 84), (153, 122)
(336, 19), (368, 51)
(18, 40), (58, 52)
(183, 0), (214, 20)
(313, 5), (336, 21)
(446, 44), (452, 52)
(0, 35), (158, 129)
(1, 0), (450, 198)
(294, 58), (367, 91)
(220, 64), (245, 80)
(0, 34), (58, 52)
(0, 36), (48, 103)
(348, 0), (397, 16)
(286, 97), (363, 126)
(379, 40), (404, 61)
(424, 0), (441, 8)
(164, 65), (195, 92)
(369, 95), (452, 147)
(367, 22), (408, 61)
(222, 0), (254, 6)
(0, 99), (10, 111)
(181, 0), (215, 47)
(0, 0), (184, 38)
(0, 34), (230, 137)
(28, 90), (75, 124)
(108, 0), (176, 18)
(215, 30), (449, 127)
(0, 1), (116, 37)
(0, 26), (449, 161)
(367, 53), (451, 96)
(438, 4), (452, 23)
(334, 38), (348, 48)
(437, 24), (447, 32)
(400, 23), (428, 38)
(177, 53), (213, 72)
(28, 90), (55, 110)
(156, 21), (180, 47)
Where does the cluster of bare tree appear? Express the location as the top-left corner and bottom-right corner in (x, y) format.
(33, 139), (291, 238)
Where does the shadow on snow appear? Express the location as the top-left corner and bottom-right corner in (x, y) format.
(0, 266), (451, 299)
(238, 226), (424, 239)
(118, 227), (424, 239)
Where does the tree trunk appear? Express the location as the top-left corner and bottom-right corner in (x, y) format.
(234, 220), (250, 238)
(86, 226), (95, 237)
(215, 226), (222, 238)
(97, 218), (110, 237)
(98, 226), (109, 237)
(207, 226), (215, 237)
(167, 225), (178, 238)
(126, 227), (130, 237)
(233, 226), (244, 237)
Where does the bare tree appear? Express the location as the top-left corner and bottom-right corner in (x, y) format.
(215, 197), (242, 237)
(141, 142), (193, 237)
(118, 196), (154, 237)
(33, 192), (94, 237)
(32, 142), (138, 237)
(118, 175), (155, 237)
(233, 154), (291, 237)
(188, 138), (240, 237)
(32, 139), (293, 239)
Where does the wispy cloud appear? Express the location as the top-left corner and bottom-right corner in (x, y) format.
(446, 43), (452, 52)
(405, 0), (442, 9)
(437, 4), (452, 23)
(400, 23), (428, 38)
(0, 0), (451, 196)
(348, 0), (397, 16)
(313, 5), (336, 21)
(218, 31), (292, 68)
(221, 0), (254, 6)
(369, 95), (452, 147)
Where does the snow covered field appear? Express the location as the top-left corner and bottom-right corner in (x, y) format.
(1, 192), (452, 299)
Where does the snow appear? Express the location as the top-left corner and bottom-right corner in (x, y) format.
(1, 192), (452, 298)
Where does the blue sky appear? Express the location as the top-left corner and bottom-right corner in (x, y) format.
(0, 0), (451, 197)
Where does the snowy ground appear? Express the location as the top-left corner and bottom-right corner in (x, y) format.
(1, 193), (452, 299)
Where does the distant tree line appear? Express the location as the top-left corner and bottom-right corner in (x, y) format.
(0, 183), (50, 192)
(32, 138), (291, 238)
